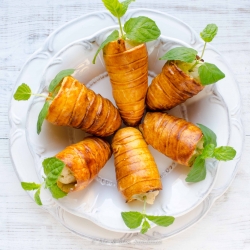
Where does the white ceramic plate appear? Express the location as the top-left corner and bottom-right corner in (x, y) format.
(9, 9), (244, 243)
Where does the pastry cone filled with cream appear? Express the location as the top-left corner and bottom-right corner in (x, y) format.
(146, 61), (204, 111)
(139, 112), (204, 167)
(46, 76), (122, 137)
(112, 127), (162, 204)
(55, 137), (111, 193)
(103, 39), (148, 126)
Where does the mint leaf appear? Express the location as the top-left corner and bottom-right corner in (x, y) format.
(197, 123), (217, 147)
(201, 144), (215, 159)
(13, 83), (32, 101)
(48, 69), (75, 92)
(186, 156), (206, 183)
(160, 47), (197, 63)
(21, 182), (40, 191)
(121, 211), (143, 229)
(200, 24), (218, 43)
(42, 157), (65, 188)
(120, 0), (135, 16)
(140, 219), (150, 234)
(37, 101), (50, 134)
(198, 62), (225, 85)
(92, 30), (119, 64)
(49, 183), (67, 199)
(213, 146), (236, 161)
(124, 16), (161, 43)
(34, 188), (42, 206)
(102, 0), (134, 18)
(146, 215), (175, 227)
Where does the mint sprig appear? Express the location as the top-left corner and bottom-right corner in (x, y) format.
(21, 182), (42, 206)
(121, 197), (175, 234)
(159, 24), (225, 85)
(93, 0), (160, 63)
(13, 69), (75, 134)
(20, 157), (67, 206)
(186, 124), (237, 183)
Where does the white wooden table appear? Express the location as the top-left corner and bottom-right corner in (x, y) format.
(1, 0), (250, 249)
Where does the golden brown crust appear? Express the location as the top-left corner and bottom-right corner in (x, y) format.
(46, 76), (122, 137)
(56, 137), (111, 193)
(139, 112), (203, 166)
(103, 40), (148, 126)
(146, 62), (204, 110)
(112, 127), (162, 202)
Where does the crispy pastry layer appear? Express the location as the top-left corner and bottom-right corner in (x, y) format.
(103, 39), (148, 126)
(46, 76), (122, 137)
(146, 62), (204, 110)
(112, 127), (162, 203)
(139, 112), (203, 166)
(56, 137), (111, 193)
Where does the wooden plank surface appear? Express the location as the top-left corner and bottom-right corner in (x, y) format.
(1, 0), (250, 249)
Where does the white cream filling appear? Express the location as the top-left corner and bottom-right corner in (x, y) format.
(132, 190), (159, 205)
(58, 166), (76, 184)
(175, 61), (202, 82)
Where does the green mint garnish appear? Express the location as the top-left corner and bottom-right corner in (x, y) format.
(49, 183), (67, 199)
(213, 146), (236, 161)
(159, 47), (197, 63)
(102, 0), (135, 18)
(121, 197), (175, 234)
(93, 0), (160, 64)
(92, 30), (119, 64)
(200, 24), (218, 43)
(37, 101), (50, 134)
(186, 124), (236, 183)
(34, 188), (42, 206)
(20, 157), (68, 206)
(145, 215), (175, 227)
(198, 62), (225, 85)
(159, 23), (225, 85)
(21, 182), (42, 206)
(21, 182), (41, 190)
(200, 144), (216, 159)
(141, 219), (150, 234)
(13, 83), (32, 101)
(48, 69), (75, 92)
(197, 123), (217, 147)
(123, 16), (161, 43)
(186, 156), (206, 183)
(42, 157), (65, 188)
(121, 211), (143, 229)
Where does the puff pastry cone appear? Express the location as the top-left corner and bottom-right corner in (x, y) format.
(139, 112), (204, 167)
(111, 127), (162, 204)
(146, 61), (204, 111)
(56, 137), (112, 193)
(46, 75), (122, 137)
(103, 39), (148, 126)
